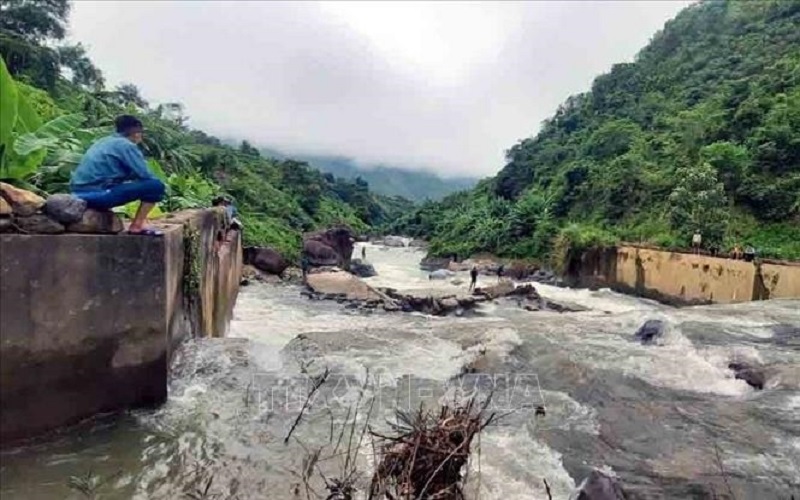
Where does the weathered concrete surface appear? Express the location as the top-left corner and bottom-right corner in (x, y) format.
(567, 245), (799, 305)
(0, 208), (241, 445)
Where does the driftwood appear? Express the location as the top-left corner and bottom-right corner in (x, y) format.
(368, 398), (495, 500)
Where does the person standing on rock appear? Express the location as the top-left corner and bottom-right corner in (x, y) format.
(691, 230), (702, 254)
(361, 246), (366, 260)
(497, 264), (505, 282)
(469, 266), (478, 291)
(70, 115), (166, 236)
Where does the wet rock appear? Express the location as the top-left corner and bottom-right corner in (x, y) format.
(383, 235), (406, 247)
(244, 246), (289, 276)
(634, 319), (666, 345)
(473, 281), (515, 299)
(428, 269), (455, 280)
(728, 361), (766, 390)
(43, 194), (87, 224)
(0, 197), (11, 216)
(378, 287), (485, 316)
(450, 278), (464, 286)
(572, 469), (627, 500)
(66, 209), (124, 234)
(303, 239), (339, 267)
(408, 239), (428, 248)
(304, 226), (356, 270)
(0, 217), (12, 232)
(350, 258), (377, 278)
(420, 255), (451, 271)
(14, 214), (65, 234)
(0, 182), (45, 216)
(531, 268), (558, 285)
(306, 269), (387, 302)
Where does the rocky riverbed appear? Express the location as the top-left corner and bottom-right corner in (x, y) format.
(1, 243), (798, 499)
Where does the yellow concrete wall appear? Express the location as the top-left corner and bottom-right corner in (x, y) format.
(615, 247), (761, 304)
(760, 262), (800, 300)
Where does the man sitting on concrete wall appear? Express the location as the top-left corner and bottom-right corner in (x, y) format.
(70, 115), (166, 235)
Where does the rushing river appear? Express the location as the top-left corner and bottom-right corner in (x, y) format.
(1, 245), (798, 499)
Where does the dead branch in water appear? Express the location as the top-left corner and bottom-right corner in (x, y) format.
(285, 367), (331, 444)
(368, 396), (495, 500)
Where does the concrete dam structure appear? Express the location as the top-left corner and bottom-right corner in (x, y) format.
(567, 245), (800, 305)
(0, 209), (242, 445)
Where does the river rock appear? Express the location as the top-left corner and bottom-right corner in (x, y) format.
(244, 246), (289, 276)
(420, 255), (451, 271)
(306, 269), (386, 302)
(0, 217), (12, 232)
(350, 258), (377, 278)
(66, 209), (124, 234)
(428, 269), (455, 280)
(473, 281), (515, 299)
(43, 194), (87, 224)
(634, 319), (666, 344)
(14, 214), (65, 234)
(383, 235), (406, 247)
(408, 239), (428, 248)
(304, 226), (356, 270)
(0, 182), (45, 216)
(572, 469), (627, 500)
(728, 361), (766, 390)
(0, 197), (11, 216)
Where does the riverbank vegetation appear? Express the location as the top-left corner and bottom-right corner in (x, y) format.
(0, 0), (411, 259)
(389, 0), (800, 262)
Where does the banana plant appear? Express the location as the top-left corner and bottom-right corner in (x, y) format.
(1, 55), (87, 188)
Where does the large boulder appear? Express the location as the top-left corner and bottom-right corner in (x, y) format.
(306, 269), (386, 302)
(473, 281), (516, 299)
(14, 214), (65, 234)
(728, 361), (766, 390)
(244, 246), (289, 276)
(0, 197), (11, 216)
(0, 182), (45, 216)
(634, 319), (666, 345)
(572, 469), (627, 500)
(383, 235), (406, 247)
(304, 226), (356, 270)
(350, 258), (377, 278)
(44, 194), (87, 224)
(66, 209), (124, 234)
(428, 269), (455, 280)
(420, 256), (451, 271)
(303, 239), (340, 267)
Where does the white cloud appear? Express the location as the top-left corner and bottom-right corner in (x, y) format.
(68, 0), (691, 177)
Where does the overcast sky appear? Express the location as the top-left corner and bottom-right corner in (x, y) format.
(69, 1), (691, 178)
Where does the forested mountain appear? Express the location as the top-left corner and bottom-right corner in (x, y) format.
(390, 0), (800, 261)
(0, 0), (405, 258)
(259, 151), (477, 202)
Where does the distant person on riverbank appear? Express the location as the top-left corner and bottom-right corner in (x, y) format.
(361, 246), (366, 259)
(691, 231), (702, 254)
(731, 244), (743, 260)
(301, 254), (310, 280)
(213, 196), (242, 230)
(71, 115), (166, 235)
(469, 266), (478, 291)
(497, 264), (505, 282)
(744, 245), (756, 262)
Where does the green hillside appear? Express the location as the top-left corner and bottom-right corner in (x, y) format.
(390, 0), (800, 262)
(0, 0), (406, 259)
(265, 152), (477, 202)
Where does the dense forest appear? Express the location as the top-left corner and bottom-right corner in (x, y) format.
(0, 0), (410, 259)
(260, 149), (477, 202)
(390, 0), (800, 262)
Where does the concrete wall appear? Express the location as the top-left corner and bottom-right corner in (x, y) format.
(0, 209), (242, 445)
(569, 245), (799, 305)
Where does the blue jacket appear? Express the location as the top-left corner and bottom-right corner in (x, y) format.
(71, 134), (156, 192)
